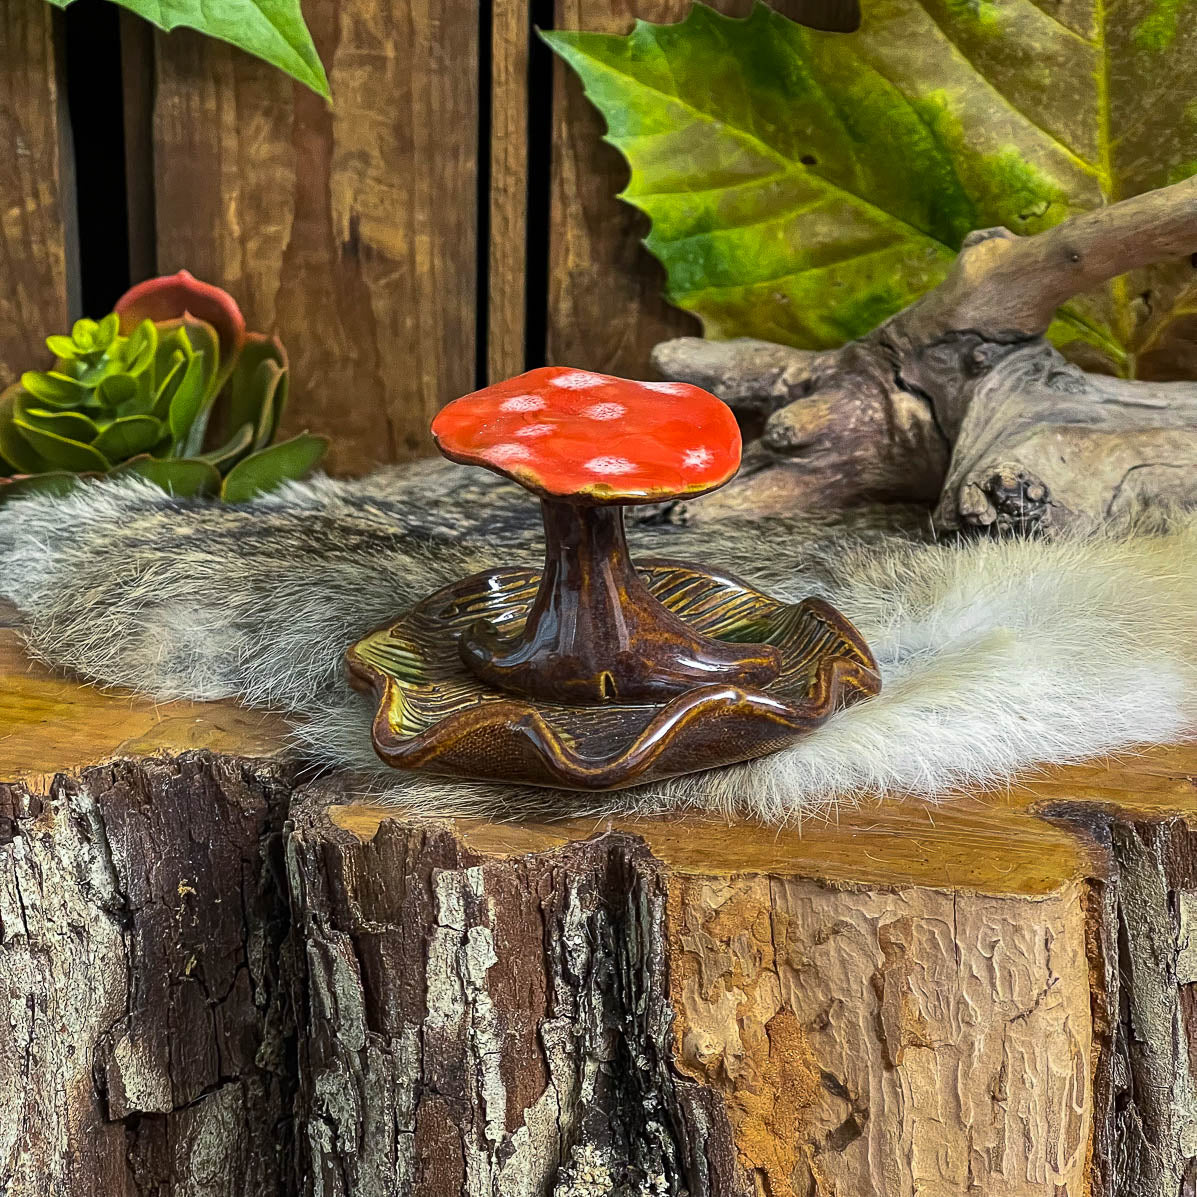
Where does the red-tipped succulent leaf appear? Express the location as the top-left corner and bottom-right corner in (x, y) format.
(431, 366), (741, 503)
(115, 270), (247, 366)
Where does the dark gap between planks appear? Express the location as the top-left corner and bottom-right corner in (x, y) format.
(62, 0), (134, 317)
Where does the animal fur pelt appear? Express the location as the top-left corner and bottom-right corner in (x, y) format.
(1, 459), (1194, 823)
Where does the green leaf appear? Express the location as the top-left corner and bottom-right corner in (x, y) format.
(70, 353), (124, 389)
(47, 0), (330, 99)
(152, 323), (195, 385)
(251, 360), (287, 449)
(0, 472), (84, 504)
(198, 421), (256, 472)
(20, 370), (91, 408)
(151, 350), (188, 421)
(544, 0), (1197, 377)
(226, 332), (289, 442)
(220, 433), (327, 502)
(110, 455), (222, 498)
(12, 420), (110, 472)
(96, 372), (140, 412)
(13, 392), (101, 443)
(95, 312), (120, 350)
(176, 317), (222, 396)
(45, 334), (77, 361)
(166, 353), (211, 450)
(92, 415), (165, 463)
(71, 318), (99, 350)
(0, 388), (46, 474)
(122, 318), (159, 377)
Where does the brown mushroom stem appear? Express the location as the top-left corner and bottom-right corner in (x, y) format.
(458, 497), (783, 704)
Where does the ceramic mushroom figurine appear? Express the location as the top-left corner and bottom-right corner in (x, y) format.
(431, 367), (782, 704)
(348, 367), (881, 791)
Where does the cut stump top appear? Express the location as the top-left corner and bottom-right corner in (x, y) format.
(1, 616), (1194, 898)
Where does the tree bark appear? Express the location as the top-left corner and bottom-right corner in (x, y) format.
(653, 177), (1197, 534)
(0, 755), (296, 1197)
(4, 627), (1197, 1195)
(5, 739), (1197, 1194)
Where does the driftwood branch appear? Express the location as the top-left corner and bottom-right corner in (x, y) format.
(899, 175), (1197, 344)
(654, 176), (1197, 533)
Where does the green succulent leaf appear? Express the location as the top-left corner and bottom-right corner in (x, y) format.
(92, 415), (165, 463)
(70, 353), (126, 390)
(176, 317), (221, 389)
(94, 312), (120, 351)
(122, 319), (159, 377)
(252, 361), (287, 449)
(20, 370), (91, 408)
(0, 472), (85, 504)
(45, 334), (77, 361)
(96, 372), (140, 412)
(199, 422), (256, 472)
(545, 0), (1197, 376)
(166, 353), (212, 450)
(13, 393), (101, 443)
(71, 318), (99, 351)
(226, 333), (289, 441)
(220, 433), (327, 503)
(151, 350), (189, 421)
(12, 421), (110, 472)
(0, 388), (46, 475)
(151, 317), (221, 442)
(46, 0), (330, 100)
(110, 455), (222, 498)
(153, 325), (195, 379)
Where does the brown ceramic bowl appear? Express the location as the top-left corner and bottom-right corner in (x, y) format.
(347, 559), (880, 791)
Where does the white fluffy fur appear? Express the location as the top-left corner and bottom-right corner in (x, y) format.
(1, 474), (1194, 823)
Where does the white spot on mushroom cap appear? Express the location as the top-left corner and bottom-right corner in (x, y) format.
(488, 442), (534, 464)
(583, 402), (625, 420)
(514, 423), (555, 438)
(584, 455), (636, 475)
(641, 380), (689, 395)
(549, 370), (603, 390)
(500, 395), (546, 412)
(682, 446), (713, 469)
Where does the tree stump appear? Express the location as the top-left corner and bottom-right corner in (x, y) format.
(1, 624), (1196, 1195)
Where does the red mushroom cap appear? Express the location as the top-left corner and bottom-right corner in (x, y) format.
(431, 367), (742, 504)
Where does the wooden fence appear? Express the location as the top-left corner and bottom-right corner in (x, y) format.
(1, 0), (749, 474)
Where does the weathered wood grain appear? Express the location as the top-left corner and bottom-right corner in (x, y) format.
(0, 0), (76, 390)
(546, 0), (714, 376)
(0, 630), (288, 788)
(488, 0), (530, 383)
(288, 788), (746, 1195)
(671, 875), (1093, 1194)
(150, 0), (480, 475)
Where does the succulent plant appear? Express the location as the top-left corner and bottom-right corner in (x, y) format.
(0, 271), (327, 503)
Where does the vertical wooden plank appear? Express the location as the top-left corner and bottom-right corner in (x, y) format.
(0, 0), (77, 389)
(547, 1), (727, 376)
(151, 0), (480, 474)
(548, 0), (770, 378)
(488, 0), (531, 383)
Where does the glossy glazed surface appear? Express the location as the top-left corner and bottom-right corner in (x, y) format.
(459, 499), (782, 703)
(348, 560), (881, 790)
(431, 365), (741, 503)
